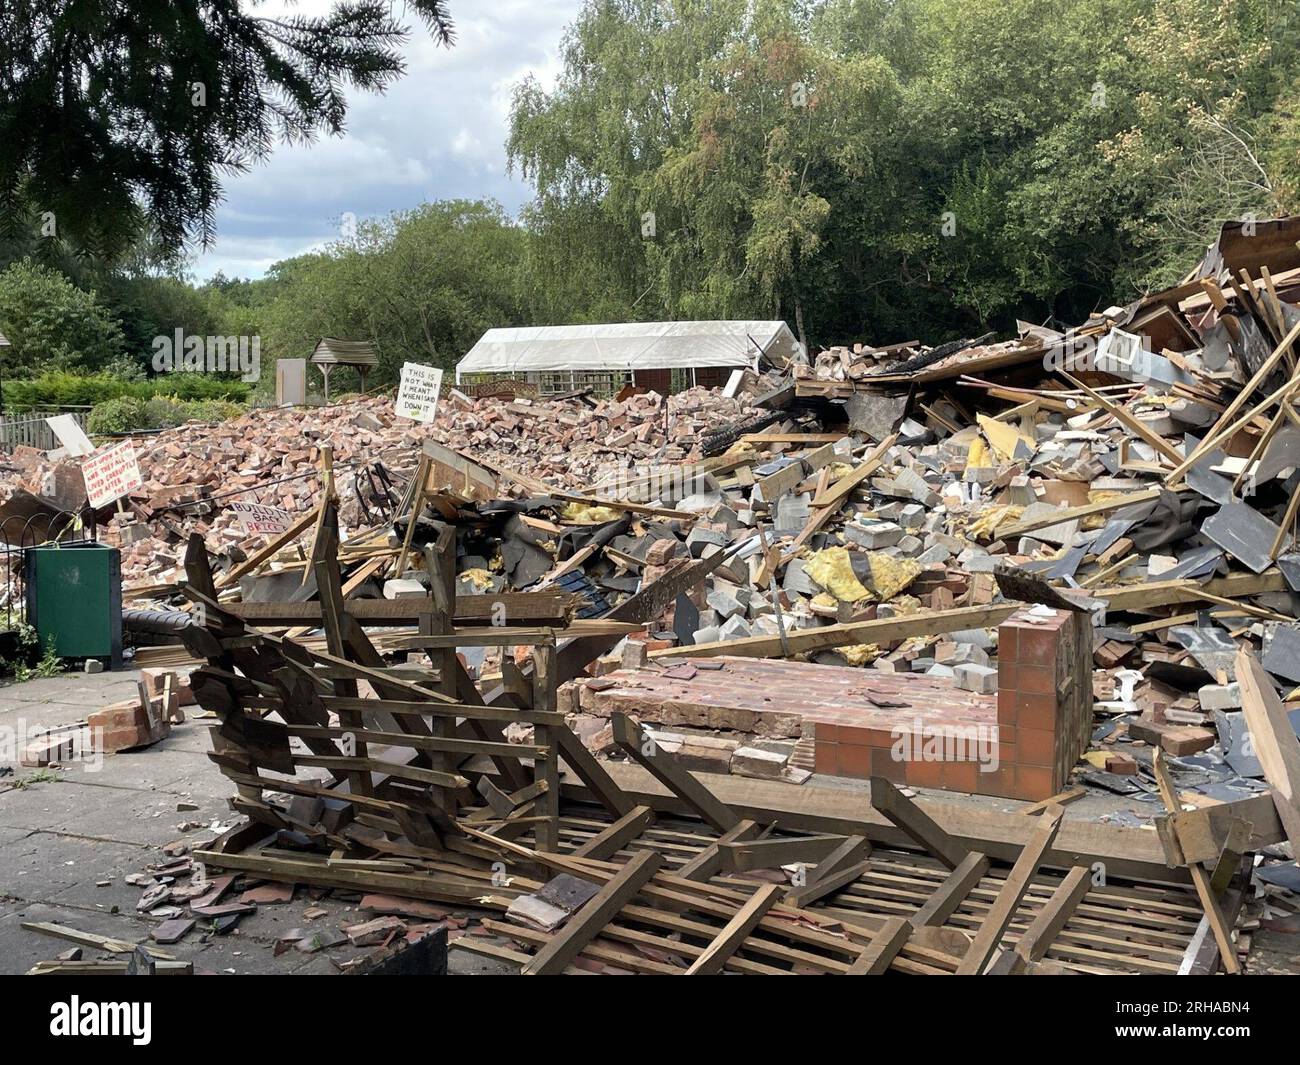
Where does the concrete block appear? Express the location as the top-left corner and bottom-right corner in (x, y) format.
(954, 663), (999, 694)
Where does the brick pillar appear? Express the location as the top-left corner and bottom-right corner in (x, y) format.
(995, 607), (1092, 801)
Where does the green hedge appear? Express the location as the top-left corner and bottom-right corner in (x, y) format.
(3, 371), (250, 411)
(86, 395), (246, 433)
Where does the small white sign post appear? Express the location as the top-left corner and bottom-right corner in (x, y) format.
(395, 362), (444, 423)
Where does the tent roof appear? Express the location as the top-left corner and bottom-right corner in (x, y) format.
(456, 321), (800, 377)
(312, 338), (379, 366)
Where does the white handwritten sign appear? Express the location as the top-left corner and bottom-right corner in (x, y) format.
(228, 500), (294, 536)
(396, 362), (443, 423)
(82, 440), (143, 508)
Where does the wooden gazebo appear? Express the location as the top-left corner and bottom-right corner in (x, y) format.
(311, 338), (379, 401)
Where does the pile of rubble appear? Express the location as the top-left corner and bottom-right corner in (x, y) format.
(0, 383), (763, 589)
(13, 216), (1300, 977)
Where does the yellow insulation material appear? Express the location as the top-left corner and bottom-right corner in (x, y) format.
(864, 552), (922, 601)
(977, 414), (1036, 462)
(806, 547), (871, 602)
(459, 567), (494, 591)
(560, 502), (622, 524)
(968, 504), (1025, 539)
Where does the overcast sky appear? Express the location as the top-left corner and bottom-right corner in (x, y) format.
(191, 0), (580, 281)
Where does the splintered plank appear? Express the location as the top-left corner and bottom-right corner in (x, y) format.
(846, 916), (912, 975)
(685, 883), (785, 975)
(612, 713), (739, 832)
(1236, 647), (1300, 852)
(1016, 866), (1091, 963)
(870, 778), (969, 869)
(572, 805), (656, 860)
(956, 806), (1064, 974)
(521, 850), (664, 975)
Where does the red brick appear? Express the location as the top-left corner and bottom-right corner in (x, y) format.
(907, 758), (944, 788)
(1018, 665), (1056, 695)
(1015, 692), (1057, 732)
(870, 748), (906, 783)
(1016, 766), (1055, 801)
(987, 766), (1017, 798)
(998, 661), (1018, 691)
(838, 725), (871, 747)
(838, 745), (872, 778)
(941, 760), (979, 793)
(1018, 728), (1055, 767)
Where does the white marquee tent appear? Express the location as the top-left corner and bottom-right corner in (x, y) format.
(455, 320), (802, 383)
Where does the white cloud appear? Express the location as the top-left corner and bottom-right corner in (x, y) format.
(192, 0), (578, 280)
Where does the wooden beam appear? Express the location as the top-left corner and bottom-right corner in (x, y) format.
(554, 727), (634, 819)
(784, 859), (873, 909)
(215, 508), (319, 589)
(571, 805), (655, 860)
(996, 489), (1163, 540)
(611, 713), (739, 832)
(871, 777), (969, 869)
(520, 850), (663, 975)
(846, 916), (911, 975)
(719, 834), (845, 871)
(227, 594), (576, 627)
(1151, 747), (1242, 975)
(957, 805), (1065, 974)
(685, 883), (784, 975)
(654, 604), (1019, 661)
(783, 834), (872, 907)
(561, 759), (1264, 884)
(1015, 866), (1090, 963)
(1060, 372), (1182, 464)
(1236, 647), (1300, 852)
(531, 641), (560, 851)
(909, 852), (990, 928)
(676, 819), (762, 881)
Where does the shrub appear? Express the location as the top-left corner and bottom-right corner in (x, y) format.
(182, 399), (244, 423)
(86, 397), (149, 434)
(3, 371), (251, 412)
(144, 396), (189, 429)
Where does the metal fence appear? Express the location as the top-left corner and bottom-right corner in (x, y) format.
(0, 411), (89, 452)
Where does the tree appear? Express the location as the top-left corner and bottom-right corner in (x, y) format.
(0, 259), (125, 375)
(513, 0), (1300, 341)
(0, 1), (455, 259)
(254, 200), (529, 394)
